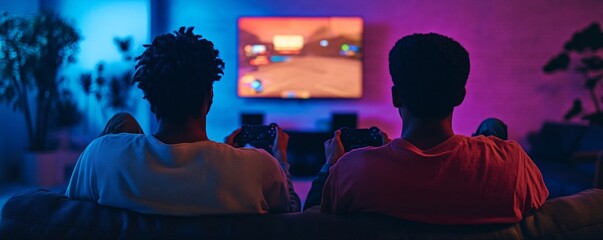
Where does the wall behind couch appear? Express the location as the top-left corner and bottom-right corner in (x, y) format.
(0, 0), (150, 184)
(165, 0), (603, 146)
(2, 0), (603, 178)
(0, 0), (39, 184)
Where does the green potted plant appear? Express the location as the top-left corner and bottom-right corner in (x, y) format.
(543, 22), (603, 125)
(0, 11), (81, 186)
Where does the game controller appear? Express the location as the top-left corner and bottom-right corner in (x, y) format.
(234, 123), (278, 152)
(340, 126), (383, 152)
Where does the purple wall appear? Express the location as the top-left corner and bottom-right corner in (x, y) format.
(166, 0), (603, 145)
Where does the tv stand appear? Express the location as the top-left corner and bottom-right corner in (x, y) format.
(286, 130), (332, 177)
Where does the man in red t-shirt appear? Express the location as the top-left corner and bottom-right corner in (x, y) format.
(304, 33), (549, 224)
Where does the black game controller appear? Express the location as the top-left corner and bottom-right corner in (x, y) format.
(340, 126), (383, 152)
(234, 123), (278, 153)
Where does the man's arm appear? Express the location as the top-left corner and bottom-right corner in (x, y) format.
(320, 166), (338, 213)
(279, 161), (301, 212)
(521, 151), (549, 214)
(225, 127), (300, 212)
(509, 142), (549, 215)
(303, 163), (332, 210)
(271, 127), (301, 212)
(309, 130), (390, 211)
(304, 130), (345, 211)
(259, 152), (300, 213)
(65, 140), (99, 201)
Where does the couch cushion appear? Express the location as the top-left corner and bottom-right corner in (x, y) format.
(1, 189), (602, 239)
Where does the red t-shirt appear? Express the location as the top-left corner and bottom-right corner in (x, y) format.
(321, 135), (549, 224)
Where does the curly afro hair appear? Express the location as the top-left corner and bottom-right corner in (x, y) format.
(132, 26), (225, 122)
(389, 33), (469, 119)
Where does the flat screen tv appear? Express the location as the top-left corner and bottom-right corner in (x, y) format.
(237, 17), (363, 99)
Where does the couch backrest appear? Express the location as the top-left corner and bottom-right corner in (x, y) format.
(1, 189), (603, 239)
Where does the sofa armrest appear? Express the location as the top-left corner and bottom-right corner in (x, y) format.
(520, 188), (603, 239)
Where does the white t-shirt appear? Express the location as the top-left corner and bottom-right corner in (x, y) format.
(65, 133), (292, 216)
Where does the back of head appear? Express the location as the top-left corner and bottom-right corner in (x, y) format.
(389, 33), (470, 119)
(132, 27), (225, 122)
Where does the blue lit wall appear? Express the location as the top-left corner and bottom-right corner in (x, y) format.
(0, 0), (39, 183)
(0, 0), (151, 183)
(50, 0), (151, 134)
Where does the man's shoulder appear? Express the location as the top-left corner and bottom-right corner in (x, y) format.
(462, 135), (528, 162)
(465, 135), (523, 151)
(210, 142), (270, 157)
(346, 144), (389, 156)
(335, 144), (392, 167)
(79, 134), (147, 162)
(207, 142), (277, 164)
(80, 134), (140, 154)
(93, 133), (145, 146)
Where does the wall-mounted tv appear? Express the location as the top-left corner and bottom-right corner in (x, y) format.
(238, 17), (363, 99)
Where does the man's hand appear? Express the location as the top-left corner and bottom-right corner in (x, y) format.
(272, 126), (289, 164)
(324, 130), (345, 165)
(224, 128), (242, 147)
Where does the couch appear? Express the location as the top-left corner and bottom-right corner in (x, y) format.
(1, 188), (603, 239)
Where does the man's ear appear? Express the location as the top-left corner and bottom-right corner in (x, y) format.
(453, 88), (466, 107)
(391, 86), (403, 108)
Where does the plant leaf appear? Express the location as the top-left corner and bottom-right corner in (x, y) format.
(544, 53), (570, 73)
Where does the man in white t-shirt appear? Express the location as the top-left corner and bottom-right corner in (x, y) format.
(65, 27), (300, 215)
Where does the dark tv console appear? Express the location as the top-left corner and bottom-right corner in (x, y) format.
(285, 130), (332, 177)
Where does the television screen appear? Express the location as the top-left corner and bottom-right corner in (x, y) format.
(238, 17), (363, 99)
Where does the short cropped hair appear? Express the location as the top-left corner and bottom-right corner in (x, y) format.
(132, 27), (225, 121)
(388, 33), (469, 119)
